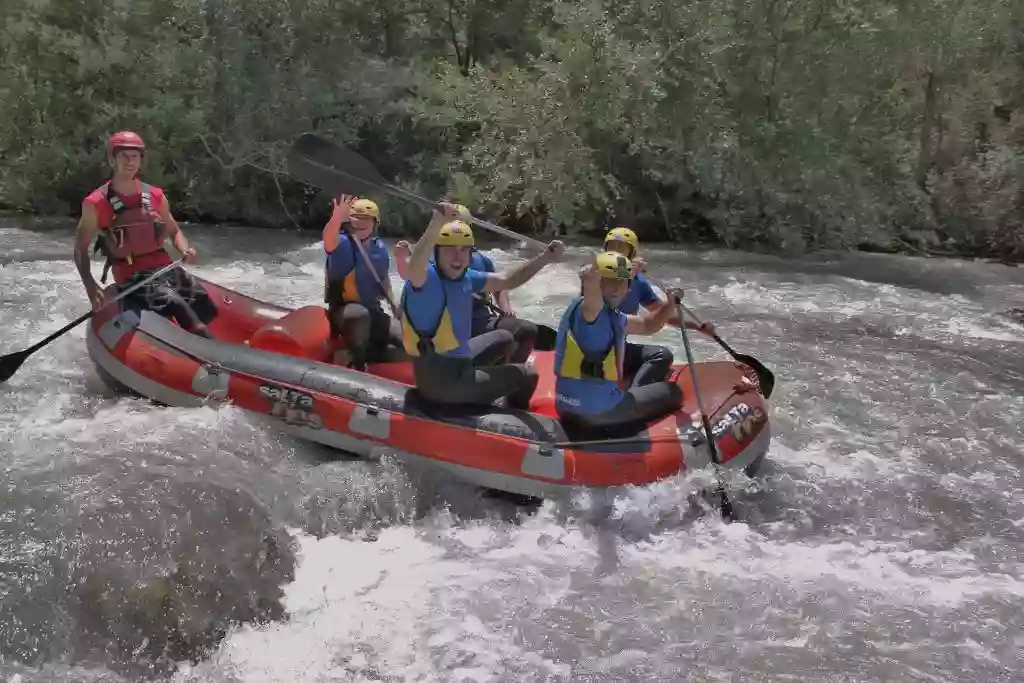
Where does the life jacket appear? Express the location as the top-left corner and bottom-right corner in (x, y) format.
(400, 264), (481, 358)
(427, 250), (496, 326)
(469, 249), (498, 324)
(325, 232), (390, 308)
(554, 298), (626, 414)
(91, 182), (167, 283)
(617, 273), (657, 315)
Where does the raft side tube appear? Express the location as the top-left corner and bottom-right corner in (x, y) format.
(134, 311), (599, 448)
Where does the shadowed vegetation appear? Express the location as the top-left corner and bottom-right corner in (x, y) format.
(1, 0), (1022, 260)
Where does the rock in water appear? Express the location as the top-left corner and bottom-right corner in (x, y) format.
(1, 466), (295, 678)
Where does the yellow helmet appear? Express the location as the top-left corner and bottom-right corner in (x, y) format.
(351, 198), (380, 220)
(604, 227), (639, 258)
(595, 251), (634, 280)
(436, 220), (474, 247)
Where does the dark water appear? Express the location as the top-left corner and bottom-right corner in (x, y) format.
(2, 220), (1023, 682)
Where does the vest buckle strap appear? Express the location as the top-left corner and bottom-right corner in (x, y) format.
(579, 357), (607, 380)
(417, 338), (435, 356)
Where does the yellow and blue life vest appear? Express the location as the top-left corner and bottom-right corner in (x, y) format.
(554, 297), (627, 414)
(325, 233), (391, 308)
(400, 263), (489, 358)
(426, 249), (497, 327)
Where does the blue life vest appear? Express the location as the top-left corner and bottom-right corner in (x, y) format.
(617, 273), (660, 314)
(400, 263), (489, 357)
(554, 298), (626, 414)
(469, 250), (497, 326)
(428, 249), (497, 327)
(325, 233), (390, 308)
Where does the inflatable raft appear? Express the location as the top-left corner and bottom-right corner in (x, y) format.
(87, 276), (772, 498)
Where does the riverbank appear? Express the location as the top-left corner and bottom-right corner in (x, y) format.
(5, 207), (1022, 268)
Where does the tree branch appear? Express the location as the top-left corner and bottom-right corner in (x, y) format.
(197, 133), (302, 230)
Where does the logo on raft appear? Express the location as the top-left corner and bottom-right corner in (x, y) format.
(555, 392), (582, 408)
(676, 402), (766, 446)
(259, 383), (324, 430)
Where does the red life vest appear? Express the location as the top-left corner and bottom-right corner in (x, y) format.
(92, 182), (168, 282)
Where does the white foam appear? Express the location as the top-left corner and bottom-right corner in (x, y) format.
(6, 227), (1024, 682)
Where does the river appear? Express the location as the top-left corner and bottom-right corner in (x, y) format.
(2, 220), (1023, 682)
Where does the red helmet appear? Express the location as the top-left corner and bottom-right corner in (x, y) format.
(107, 131), (145, 159)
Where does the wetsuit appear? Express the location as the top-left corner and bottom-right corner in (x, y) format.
(554, 298), (681, 431)
(617, 273), (673, 386)
(325, 232), (402, 369)
(466, 249), (538, 364)
(400, 263), (537, 409)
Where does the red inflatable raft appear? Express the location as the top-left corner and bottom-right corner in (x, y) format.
(86, 276), (772, 498)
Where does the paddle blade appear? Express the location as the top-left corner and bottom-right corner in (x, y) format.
(0, 349), (30, 384)
(287, 137), (381, 197)
(288, 132), (396, 195)
(736, 353), (775, 399)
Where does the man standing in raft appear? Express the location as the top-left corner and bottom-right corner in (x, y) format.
(554, 251), (685, 432)
(602, 226), (716, 384)
(401, 203), (564, 409)
(73, 131), (216, 337)
(395, 203), (539, 366)
(323, 194), (403, 369)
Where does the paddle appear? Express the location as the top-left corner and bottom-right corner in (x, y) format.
(344, 226), (401, 319)
(676, 302), (775, 399)
(676, 301), (734, 520)
(288, 133), (538, 246)
(0, 259), (185, 384)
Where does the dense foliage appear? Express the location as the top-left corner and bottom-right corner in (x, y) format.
(1, 0), (1022, 258)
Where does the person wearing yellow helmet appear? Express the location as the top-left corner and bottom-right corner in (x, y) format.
(395, 203), (537, 364)
(602, 226), (715, 386)
(552, 251), (685, 432)
(323, 194), (402, 370)
(400, 203), (564, 409)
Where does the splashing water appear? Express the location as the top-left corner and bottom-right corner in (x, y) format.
(2, 222), (1023, 682)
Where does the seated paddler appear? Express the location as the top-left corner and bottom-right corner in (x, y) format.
(401, 202), (564, 409)
(554, 251), (685, 432)
(602, 226), (716, 386)
(394, 203), (538, 366)
(323, 194), (403, 370)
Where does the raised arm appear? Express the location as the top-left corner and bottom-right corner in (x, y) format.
(579, 260), (605, 323)
(406, 203), (461, 288)
(323, 195), (355, 254)
(394, 240), (412, 280)
(626, 287), (682, 336)
(483, 240), (564, 293)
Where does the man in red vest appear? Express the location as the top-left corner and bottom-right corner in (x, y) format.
(73, 131), (216, 337)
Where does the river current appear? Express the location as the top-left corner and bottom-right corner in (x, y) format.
(2, 220), (1023, 682)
